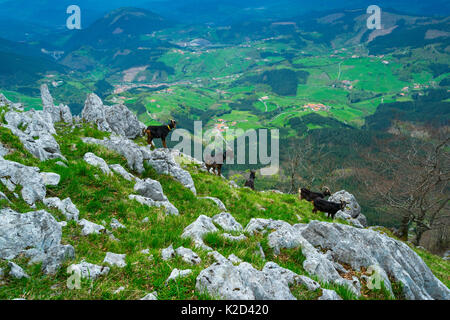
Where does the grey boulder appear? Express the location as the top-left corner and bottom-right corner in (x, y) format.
(103, 252), (127, 268)
(78, 219), (105, 235)
(166, 268), (192, 283)
(129, 194), (179, 216)
(329, 190), (361, 218)
(83, 152), (112, 176)
(134, 178), (167, 202)
(140, 292), (158, 300)
(181, 215), (219, 251)
(0, 208), (74, 274)
(41, 84), (72, 124)
(175, 246), (202, 265)
(301, 221), (450, 300)
(161, 244), (176, 261)
(68, 260), (110, 281)
(196, 261), (307, 300)
(318, 289), (343, 300)
(8, 262), (30, 279)
(81, 93), (145, 139)
(4, 108), (64, 161)
(0, 158), (46, 205)
(212, 212), (243, 232)
(82, 136), (145, 174)
(109, 164), (136, 181)
(40, 172), (61, 186)
(199, 196), (227, 211)
(145, 148), (197, 195)
(43, 197), (80, 221)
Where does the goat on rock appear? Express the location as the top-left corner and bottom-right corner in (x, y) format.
(312, 198), (347, 220)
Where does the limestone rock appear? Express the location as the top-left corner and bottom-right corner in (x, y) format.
(0, 143), (9, 157)
(196, 261), (299, 300)
(83, 153), (112, 176)
(181, 215), (219, 251)
(134, 178), (167, 202)
(161, 244), (175, 261)
(166, 268), (192, 283)
(228, 254), (242, 265)
(103, 252), (126, 268)
(145, 148), (197, 195)
(78, 219), (105, 236)
(199, 196), (227, 211)
(208, 251), (229, 264)
(81, 137), (197, 194)
(4, 108), (64, 161)
(212, 212), (243, 232)
(43, 197), (79, 221)
(40, 172), (61, 186)
(0, 208), (73, 276)
(104, 103), (145, 139)
(0, 191), (11, 203)
(41, 84), (72, 124)
(110, 218), (126, 230)
(8, 262), (30, 279)
(175, 246), (202, 265)
(0, 158), (46, 205)
(222, 233), (247, 242)
(81, 93), (112, 132)
(301, 221), (450, 300)
(81, 93), (145, 139)
(297, 275), (321, 292)
(82, 136), (145, 174)
(244, 218), (291, 236)
(329, 190), (361, 218)
(140, 292), (158, 300)
(41, 244), (75, 275)
(318, 289), (343, 300)
(255, 220), (360, 296)
(109, 164), (136, 181)
(129, 194), (179, 216)
(68, 260), (110, 281)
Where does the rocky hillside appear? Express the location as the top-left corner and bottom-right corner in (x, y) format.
(0, 87), (449, 300)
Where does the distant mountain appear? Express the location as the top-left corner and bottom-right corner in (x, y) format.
(0, 50), (65, 90)
(293, 9), (450, 53)
(61, 7), (172, 50)
(1, 0), (448, 34)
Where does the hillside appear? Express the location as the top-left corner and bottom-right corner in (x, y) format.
(0, 91), (449, 300)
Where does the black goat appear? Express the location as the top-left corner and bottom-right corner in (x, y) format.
(244, 170), (256, 190)
(143, 119), (177, 149)
(298, 187), (331, 202)
(205, 151), (228, 176)
(312, 198), (347, 220)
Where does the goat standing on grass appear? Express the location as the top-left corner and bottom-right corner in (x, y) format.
(298, 187), (331, 202)
(205, 151), (229, 176)
(312, 198), (347, 220)
(244, 170), (256, 190)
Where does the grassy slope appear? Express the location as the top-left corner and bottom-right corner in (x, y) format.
(0, 122), (448, 300)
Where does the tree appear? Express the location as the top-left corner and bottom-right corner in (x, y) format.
(283, 136), (340, 194)
(359, 128), (449, 245)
